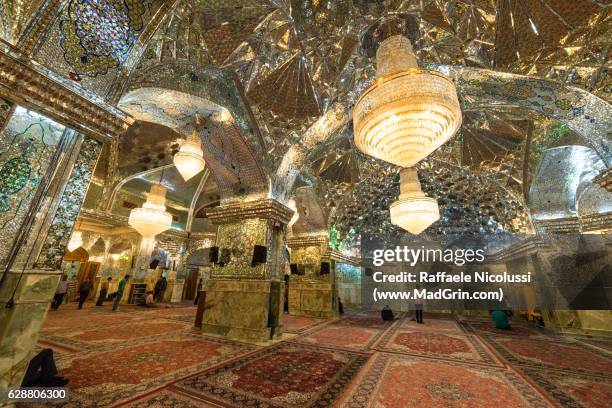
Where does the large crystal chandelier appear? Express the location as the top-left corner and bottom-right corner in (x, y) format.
(128, 184), (173, 237)
(174, 130), (205, 181)
(67, 230), (83, 252)
(353, 35), (462, 167)
(390, 168), (440, 234)
(353, 34), (461, 234)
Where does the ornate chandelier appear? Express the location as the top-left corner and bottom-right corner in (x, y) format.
(353, 34), (461, 234)
(390, 168), (440, 234)
(173, 130), (205, 181)
(128, 184), (173, 237)
(67, 230), (83, 252)
(353, 35), (461, 167)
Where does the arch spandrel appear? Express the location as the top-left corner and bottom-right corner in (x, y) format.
(118, 87), (267, 202)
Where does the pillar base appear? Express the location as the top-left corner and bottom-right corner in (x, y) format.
(0, 269), (60, 388)
(201, 279), (283, 342)
(288, 280), (337, 318)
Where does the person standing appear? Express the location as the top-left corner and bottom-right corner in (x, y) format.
(112, 275), (130, 311)
(51, 275), (69, 311)
(154, 276), (168, 303)
(193, 278), (203, 305)
(96, 277), (112, 306)
(77, 279), (93, 309)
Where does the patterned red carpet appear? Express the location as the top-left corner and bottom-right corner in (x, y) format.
(34, 306), (611, 407)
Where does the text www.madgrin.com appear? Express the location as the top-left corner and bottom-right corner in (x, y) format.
(372, 288), (503, 302)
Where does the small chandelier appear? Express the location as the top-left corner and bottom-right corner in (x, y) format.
(390, 168), (439, 234)
(174, 130), (205, 181)
(67, 230), (83, 252)
(129, 184), (173, 237)
(353, 35), (462, 168)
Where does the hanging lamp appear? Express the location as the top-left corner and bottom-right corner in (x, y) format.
(129, 183), (173, 238)
(389, 168), (439, 234)
(353, 34), (462, 167)
(174, 129), (206, 181)
(67, 229), (83, 252)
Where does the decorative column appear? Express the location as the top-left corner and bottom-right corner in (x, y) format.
(0, 130), (101, 389)
(287, 233), (338, 318)
(202, 199), (292, 342)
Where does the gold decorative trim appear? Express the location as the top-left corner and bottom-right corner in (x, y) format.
(580, 212), (612, 232)
(0, 47), (132, 141)
(205, 199), (294, 224)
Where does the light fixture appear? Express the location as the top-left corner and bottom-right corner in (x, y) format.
(128, 184), (173, 237)
(174, 130), (205, 181)
(353, 34), (462, 168)
(67, 230), (83, 252)
(390, 168), (439, 234)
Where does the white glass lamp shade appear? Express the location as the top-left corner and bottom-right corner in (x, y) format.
(390, 168), (440, 234)
(353, 35), (462, 168)
(173, 131), (205, 181)
(129, 184), (173, 238)
(67, 230), (83, 252)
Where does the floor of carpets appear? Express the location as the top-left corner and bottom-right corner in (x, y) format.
(33, 306), (611, 407)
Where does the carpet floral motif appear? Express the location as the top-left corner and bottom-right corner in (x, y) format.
(519, 366), (612, 408)
(344, 354), (549, 408)
(376, 327), (498, 364)
(294, 324), (385, 351)
(401, 319), (463, 333)
(466, 320), (546, 337)
(488, 337), (612, 375)
(282, 315), (327, 334)
(124, 388), (219, 407)
(173, 342), (368, 407)
(72, 320), (188, 341)
(58, 336), (255, 407)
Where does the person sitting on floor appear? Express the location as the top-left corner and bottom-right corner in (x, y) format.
(144, 290), (155, 307)
(21, 349), (69, 388)
(491, 309), (511, 330)
(381, 305), (394, 321)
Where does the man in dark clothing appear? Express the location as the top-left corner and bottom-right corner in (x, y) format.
(415, 304), (424, 324)
(193, 278), (203, 305)
(21, 349), (69, 387)
(154, 276), (168, 302)
(381, 305), (394, 321)
(77, 279), (93, 309)
(96, 277), (112, 306)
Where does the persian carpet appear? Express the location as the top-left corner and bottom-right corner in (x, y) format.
(517, 366), (612, 408)
(291, 322), (386, 351)
(483, 337), (612, 376)
(56, 333), (256, 407)
(375, 327), (499, 365)
(172, 342), (369, 407)
(281, 314), (328, 334)
(462, 320), (547, 338)
(341, 353), (550, 408)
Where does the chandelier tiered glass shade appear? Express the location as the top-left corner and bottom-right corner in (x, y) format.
(390, 168), (440, 234)
(128, 184), (173, 238)
(67, 230), (83, 252)
(353, 35), (462, 168)
(173, 131), (206, 181)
